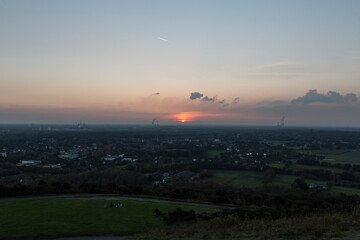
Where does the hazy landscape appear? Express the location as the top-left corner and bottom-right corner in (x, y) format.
(1, 0), (360, 239)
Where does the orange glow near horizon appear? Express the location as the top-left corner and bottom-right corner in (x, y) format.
(165, 112), (227, 123)
(174, 112), (193, 122)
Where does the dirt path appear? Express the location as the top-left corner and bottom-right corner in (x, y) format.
(52, 237), (127, 240)
(0, 194), (236, 209)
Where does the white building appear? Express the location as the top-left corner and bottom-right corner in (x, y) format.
(17, 160), (42, 166)
(104, 154), (124, 161)
(42, 164), (61, 168)
(58, 151), (79, 160)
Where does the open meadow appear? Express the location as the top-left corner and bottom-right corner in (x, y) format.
(207, 170), (360, 195)
(0, 199), (214, 239)
(316, 150), (360, 163)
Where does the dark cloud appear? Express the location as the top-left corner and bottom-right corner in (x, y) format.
(152, 92), (160, 95)
(190, 92), (203, 100)
(232, 97), (240, 104)
(201, 96), (217, 102)
(291, 89), (358, 104)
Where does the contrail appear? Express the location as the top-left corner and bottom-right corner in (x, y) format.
(157, 37), (169, 42)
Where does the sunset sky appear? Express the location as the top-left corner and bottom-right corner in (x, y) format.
(1, 0), (360, 126)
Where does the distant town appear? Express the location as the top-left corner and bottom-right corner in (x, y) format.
(1, 124), (360, 193)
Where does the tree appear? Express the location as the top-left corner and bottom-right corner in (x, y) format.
(292, 178), (308, 191)
(263, 168), (276, 185)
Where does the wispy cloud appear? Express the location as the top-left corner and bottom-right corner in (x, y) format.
(232, 97), (240, 104)
(256, 61), (302, 69)
(157, 37), (169, 42)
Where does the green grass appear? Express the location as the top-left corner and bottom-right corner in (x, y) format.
(272, 174), (298, 185)
(209, 170), (360, 195)
(289, 164), (346, 173)
(323, 154), (352, 162)
(207, 150), (228, 158)
(314, 149), (360, 163)
(0, 199), (214, 239)
(268, 163), (285, 168)
(209, 170), (298, 187)
(331, 186), (360, 195)
(209, 170), (263, 187)
(269, 162), (351, 173)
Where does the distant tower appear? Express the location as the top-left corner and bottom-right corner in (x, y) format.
(152, 118), (160, 144)
(77, 120), (85, 129)
(152, 118), (159, 127)
(280, 115), (285, 128)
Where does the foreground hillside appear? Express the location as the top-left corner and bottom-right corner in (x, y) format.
(134, 208), (360, 240)
(0, 198), (213, 240)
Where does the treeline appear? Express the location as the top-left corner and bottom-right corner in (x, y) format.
(273, 166), (360, 189)
(1, 173), (360, 216)
(297, 158), (360, 171)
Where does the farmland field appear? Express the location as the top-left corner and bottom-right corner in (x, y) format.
(0, 199), (214, 239)
(316, 149), (360, 163)
(208, 170), (360, 195)
(207, 150), (228, 158)
(209, 170), (299, 187)
(209, 170), (263, 187)
(289, 164), (347, 173)
(270, 162), (347, 173)
(268, 163), (285, 168)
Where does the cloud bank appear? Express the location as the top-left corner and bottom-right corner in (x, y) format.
(190, 91), (239, 107)
(291, 89), (357, 105)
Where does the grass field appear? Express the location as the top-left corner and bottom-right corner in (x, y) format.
(269, 162), (351, 173)
(268, 162), (285, 168)
(209, 170), (360, 195)
(331, 186), (360, 195)
(209, 170), (264, 187)
(207, 150), (228, 158)
(209, 170), (300, 187)
(289, 164), (347, 173)
(0, 199), (214, 239)
(314, 149), (360, 163)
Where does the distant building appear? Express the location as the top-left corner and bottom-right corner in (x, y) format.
(309, 182), (327, 192)
(17, 160), (42, 166)
(42, 164), (61, 168)
(104, 156), (118, 161)
(122, 157), (137, 162)
(58, 151), (79, 160)
(104, 154), (124, 161)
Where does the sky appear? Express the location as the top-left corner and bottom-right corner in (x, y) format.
(0, 0), (360, 126)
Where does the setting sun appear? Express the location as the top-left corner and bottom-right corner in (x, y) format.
(166, 112), (196, 123)
(175, 113), (192, 122)
(165, 112), (225, 123)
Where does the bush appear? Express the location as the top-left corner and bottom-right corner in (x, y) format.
(163, 208), (197, 225)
